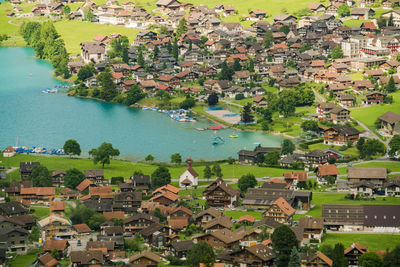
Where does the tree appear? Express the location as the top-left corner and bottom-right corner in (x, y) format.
(360, 139), (386, 159)
(389, 134), (400, 157)
(29, 166), (52, 187)
(145, 154), (154, 162)
(337, 4), (350, 17)
(233, 58), (241, 71)
(28, 226), (40, 242)
(212, 164), (222, 177)
(63, 139), (81, 156)
(172, 38), (179, 61)
(388, 13), (394, 26)
(125, 84), (145, 106)
(263, 30), (274, 48)
(204, 165), (212, 180)
(63, 5), (71, 16)
(259, 107), (273, 122)
(238, 173), (257, 192)
(125, 234), (144, 252)
(218, 61), (233, 80)
(359, 252), (383, 267)
(386, 76), (397, 93)
(265, 151), (280, 165)
(356, 137), (365, 151)
(276, 90), (296, 117)
(63, 168), (85, 189)
(176, 18), (188, 36)
(151, 166), (171, 188)
(207, 92), (219, 106)
(51, 249), (61, 260)
(328, 157), (336, 164)
(180, 97), (196, 109)
(68, 203), (96, 225)
(77, 64), (96, 81)
(186, 241), (215, 267)
(331, 243), (347, 267)
(383, 245), (400, 267)
(88, 213), (106, 230)
(281, 139), (295, 155)
(171, 153), (182, 164)
(137, 48), (145, 66)
(153, 207), (166, 222)
(330, 46), (344, 59)
(241, 103), (254, 123)
(89, 142), (120, 168)
(271, 225), (298, 267)
(301, 120), (319, 132)
(97, 70), (117, 101)
(288, 247), (301, 267)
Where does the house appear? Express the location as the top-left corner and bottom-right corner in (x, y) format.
(233, 70), (251, 84)
(43, 240), (70, 257)
(80, 42), (106, 64)
(315, 164), (339, 185)
(382, 10), (400, 27)
(73, 224), (92, 235)
(20, 187), (56, 203)
(197, 228), (241, 250)
(329, 106), (350, 124)
(153, 184), (179, 196)
(202, 178), (240, 207)
(195, 207), (223, 225)
(253, 95), (267, 107)
(129, 250), (162, 266)
(39, 215), (74, 240)
(169, 240), (194, 259)
(0, 202), (28, 217)
(344, 243), (368, 267)
(51, 170), (66, 187)
(337, 93), (355, 107)
(3, 146), (15, 157)
(70, 250), (104, 267)
(35, 253), (58, 267)
(20, 162), (40, 179)
(307, 3), (326, 13)
(353, 80), (374, 92)
(298, 216), (324, 243)
(129, 174), (151, 192)
(179, 157), (198, 188)
(223, 243), (275, 266)
(303, 251), (333, 267)
(5, 181), (33, 197)
(384, 179), (400, 197)
(249, 9), (266, 20)
(363, 91), (387, 105)
(347, 167), (387, 187)
(76, 179), (94, 192)
(378, 111), (400, 136)
(283, 172), (307, 189)
(238, 147), (280, 164)
(263, 197), (295, 224)
(84, 170), (107, 185)
(114, 192), (142, 213)
(124, 214), (160, 233)
(155, 0), (181, 11)
(0, 226), (29, 254)
(50, 201), (66, 216)
(350, 8), (374, 19)
(150, 191), (178, 206)
(323, 126), (360, 146)
(203, 215), (234, 231)
(304, 150), (329, 167)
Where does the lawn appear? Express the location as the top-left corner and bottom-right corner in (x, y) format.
(322, 233), (400, 252)
(337, 161), (400, 175)
(0, 154), (299, 182)
(348, 71), (364, 81)
(342, 19), (369, 28)
(223, 210), (263, 220)
(306, 142), (360, 158)
(293, 192), (400, 221)
(8, 253), (37, 267)
(53, 20), (140, 55)
(351, 91), (400, 132)
(31, 206), (50, 219)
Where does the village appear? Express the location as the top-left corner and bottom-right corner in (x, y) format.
(1, 0), (400, 266)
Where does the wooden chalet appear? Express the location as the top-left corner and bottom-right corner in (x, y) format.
(202, 178), (240, 207)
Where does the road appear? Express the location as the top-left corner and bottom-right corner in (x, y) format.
(219, 98), (244, 108)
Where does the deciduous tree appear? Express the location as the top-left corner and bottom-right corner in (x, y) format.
(271, 225), (298, 267)
(64, 168), (85, 189)
(89, 142), (120, 168)
(238, 173), (257, 192)
(63, 139), (81, 156)
(151, 166), (171, 188)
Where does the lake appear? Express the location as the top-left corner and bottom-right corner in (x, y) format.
(0, 47), (283, 161)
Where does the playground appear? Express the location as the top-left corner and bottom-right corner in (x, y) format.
(206, 107), (241, 124)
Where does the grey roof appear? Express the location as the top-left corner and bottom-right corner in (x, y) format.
(0, 202), (28, 216)
(170, 240), (194, 252)
(348, 167), (387, 179)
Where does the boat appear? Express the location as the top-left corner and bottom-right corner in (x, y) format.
(230, 135), (239, 138)
(49, 88), (58, 93)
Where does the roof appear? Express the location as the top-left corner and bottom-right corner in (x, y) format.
(171, 240), (194, 252)
(103, 211), (125, 220)
(0, 201), (28, 215)
(327, 126), (360, 136)
(70, 250), (104, 265)
(203, 178), (240, 197)
(363, 205), (400, 227)
(299, 216), (323, 229)
(379, 111), (400, 124)
(153, 184), (180, 195)
(315, 164), (338, 176)
(89, 186), (112, 196)
(85, 169), (104, 178)
(129, 250), (161, 263)
(238, 215), (255, 223)
(76, 179), (93, 192)
(246, 243), (275, 261)
(87, 241), (115, 251)
(150, 191), (179, 202)
(73, 224), (92, 233)
(50, 201), (65, 211)
(253, 217), (282, 229)
(38, 253), (58, 267)
(348, 167), (387, 179)
(39, 215), (70, 228)
(344, 242), (368, 254)
(273, 197), (295, 216)
(196, 207), (223, 219)
(168, 217), (189, 230)
(203, 215), (233, 230)
(43, 240), (69, 251)
(284, 172), (307, 182)
(104, 226), (123, 236)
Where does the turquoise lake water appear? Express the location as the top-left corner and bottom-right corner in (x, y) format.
(0, 47), (283, 161)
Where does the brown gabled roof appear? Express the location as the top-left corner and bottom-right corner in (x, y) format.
(273, 197), (295, 216)
(283, 172), (307, 182)
(203, 178), (240, 197)
(129, 250), (161, 263)
(196, 207), (223, 219)
(316, 164), (338, 176)
(153, 184), (180, 195)
(73, 223), (92, 233)
(150, 191), (179, 202)
(84, 169), (104, 178)
(348, 167), (387, 179)
(170, 206), (193, 216)
(168, 217), (189, 230)
(50, 201), (65, 211)
(89, 186), (112, 195)
(87, 241), (115, 251)
(38, 253), (58, 267)
(76, 179), (93, 192)
(70, 250), (104, 265)
(298, 216), (323, 229)
(379, 111), (400, 124)
(246, 243), (275, 261)
(344, 242), (368, 254)
(238, 215), (255, 223)
(103, 211), (125, 220)
(186, 166), (199, 177)
(203, 215), (233, 230)
(43, 240), (69, 252)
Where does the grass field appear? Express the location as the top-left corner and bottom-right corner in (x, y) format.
(0, 154), (299, 181)
(223, 210), (263, 220)
(322, 233), (400, 251)
(337, 161), (400, 175)
(31, 206), (50, 219)
(306, 142), (360, 157)
(293, 192), (400, 220)
(348, 71), (364, 81)
(351, 91), (400, 132)
(8, 253), (37, 267)
(342, 19), (369, 27)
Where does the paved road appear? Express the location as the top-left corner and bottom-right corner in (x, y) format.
(312, 88), (326, 103)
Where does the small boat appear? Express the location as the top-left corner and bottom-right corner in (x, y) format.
(230, 135), (239, 138)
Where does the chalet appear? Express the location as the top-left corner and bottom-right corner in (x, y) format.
(249, 10), (266, 20)
(202, 178), (240, 207)
(0, 202), (28, 217)
(35, 253), (58, 267)
(384, 179), (400, 197)
(203, 215), (234, 231)
(5, 181), (33, 197)
(253, 96), (267, 107)
(50, 201), (66, 216)
(308, 3), (326, 13)
(20, 162), (40, 179)
(179, 157), (198, 188)
(220, 22), (242, 35)
(0, 226), (29, 254)
(344, 243), (368, 267)
(51, 170), (66, 187)
(233, 70), (251, 84)
(43, 240), (70, 257)
(283, 172), (307, 190)
(327, 83), (346, 94)
(197, 228), (241, 249)
(378, 111), (400, 136)
(315, 164), (339, 185)
(70, 251), (104, 267)
(20, 187), (56, 203)
(124, 214), (160, 233)
(195, 207), (223, 225)
(223, 244), (275, 266)
(362, 91), (387, 105)
(86, 240), (115, 254)
(329, 106), (350, 124)
(353, 80), (374, 92)
(169, 240), (194, 259)
(39, 215), (74, 240)
(153, 184), (179, 196)
(84, 169), (107, 185)
(223, 6), (236, 16)
(299, 216), (324, 243)
(347, 167), (387, 187)
(76, 179), (94, 192)
(303, 251), (333, 267)
(114, 191), (142, 213)
(150, 191), (178, 206)
(80, 42), (106, 64)
(272, 14), (297, 23)
(350, 8), (374, 19)
(337, 93), (355, 107)
(317, 102), (336, 119)
(238, 146), (280, 164)
(129, 250), (162, 266)
(323, 126), (360, 146)
(263, 197), (295, 224)
(304, 150), (329, 167)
